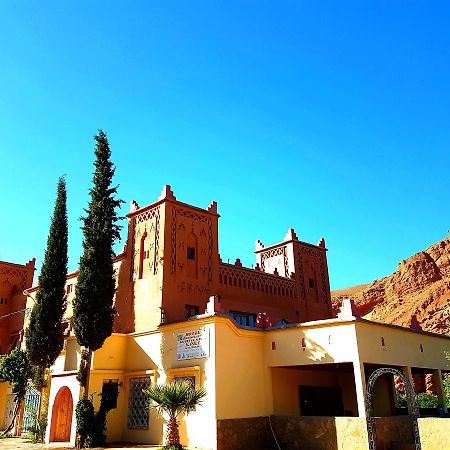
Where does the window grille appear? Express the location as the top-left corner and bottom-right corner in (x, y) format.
(127, 377), (151, 429)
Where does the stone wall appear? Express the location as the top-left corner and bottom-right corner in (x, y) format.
(269, 416), (369, 450)
(372, 416), (413, 450)
(418, 417), (450, 450)
(217, 415), (450, 450)
(217, 416), (370, 450)
(217, 417), (269, 450)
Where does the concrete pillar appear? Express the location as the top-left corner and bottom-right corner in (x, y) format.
(433, 369), (448, 414)
(402, 366), (415, 414)
(353, 359), (367, 418)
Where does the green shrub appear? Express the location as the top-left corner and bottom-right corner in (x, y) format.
(75, 398), (95, 445)
(416, 392), (439, 408)
(75, 394), (114, 447)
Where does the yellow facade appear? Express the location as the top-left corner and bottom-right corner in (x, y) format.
(38, 314), (449, 449)
(2, 187), (450, 450)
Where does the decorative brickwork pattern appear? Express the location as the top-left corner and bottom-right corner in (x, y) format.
(219, 263), (296, 298)
(130, 206), (160, 279)
(297, 246), (328, 303)
(171, 208), (213, 280)
(0, 266), (29, 290)
(260, 246), (289, 277)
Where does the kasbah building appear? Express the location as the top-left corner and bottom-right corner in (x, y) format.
(0, 185), (449, 450)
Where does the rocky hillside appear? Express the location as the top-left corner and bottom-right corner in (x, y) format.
(332, 238), (450, 335)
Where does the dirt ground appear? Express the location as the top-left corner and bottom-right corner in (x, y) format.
(0, 438), (205, 450)
(0, 438), (70, 450)
(0, 438), (159, 449)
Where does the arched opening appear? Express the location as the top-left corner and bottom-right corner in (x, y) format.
(365, 368), (421, 450)
(138, 230), (148, 279)
(50, 386), (73, 442)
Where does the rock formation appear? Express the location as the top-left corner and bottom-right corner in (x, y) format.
(332, 238), (450, 335)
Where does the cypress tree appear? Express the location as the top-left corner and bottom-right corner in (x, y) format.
(73, 130), (122, 397)
(25, 177), (68, 368)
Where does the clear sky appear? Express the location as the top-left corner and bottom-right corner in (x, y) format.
(1, 1), (449, 290)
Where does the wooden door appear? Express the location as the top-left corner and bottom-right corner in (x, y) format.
(51, 387), (73, 442)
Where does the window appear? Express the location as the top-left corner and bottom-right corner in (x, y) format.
(299, 386), (344, 416)
(66, 284), (73, 294)
(174, 376), (195, 388)
(229, 311), (256, 327)
(127, 377), (151, 429)
(187, 247), (195, 260)
(102, 380), (119, 409)
(308, 278), (315, 289)
(167, 366), (201, 387)
(184, 304), (200, 320)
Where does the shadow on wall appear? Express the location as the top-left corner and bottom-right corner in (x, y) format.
(303, 332), (332, 364)
(113, 258), (135, 334)
(126, 339), (158, 373)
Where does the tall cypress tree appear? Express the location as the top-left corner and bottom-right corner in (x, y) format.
(25, 177), (68, 369)
(73, 130), (122, 397)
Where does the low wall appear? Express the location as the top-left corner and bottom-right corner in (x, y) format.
(418, 417), (450, 450)
(217, 415), (450, 450)
(217, 417), (269, 450)
(217, 416), (370, 450)
(372, 416), (413, 450)
(270, 416), (369, 450)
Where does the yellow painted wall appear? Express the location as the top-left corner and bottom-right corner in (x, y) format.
(214, 319), (269, 420)
(88, 371), (126, 444)
(41, 315), (450, 449)
(264, 323), (359, 368)
(0, 382), (11, 430)
(92, 334), (127, 371)
(355, 321), (450, 370)
(121, 321), (217, 449)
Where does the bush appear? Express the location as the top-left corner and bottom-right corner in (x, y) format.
(416, 392), (439, 408)
(75, 398), (95, 444)
(75, 394), (114, 447)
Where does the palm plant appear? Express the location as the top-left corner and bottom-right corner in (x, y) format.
(143, 381), (207, 449)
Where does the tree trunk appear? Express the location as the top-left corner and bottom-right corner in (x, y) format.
(80, 349), (92, 400)
(167, 417), (181, 448)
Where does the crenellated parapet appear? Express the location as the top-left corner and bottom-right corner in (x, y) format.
(219, 262), (296, 299)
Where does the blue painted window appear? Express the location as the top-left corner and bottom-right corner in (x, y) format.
(229, 311), (256, 327)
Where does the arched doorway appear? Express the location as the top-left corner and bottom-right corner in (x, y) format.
(365, 367), (421, 450)
(50, 386), (73, 442)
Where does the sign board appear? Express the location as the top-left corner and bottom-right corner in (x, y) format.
(177, 327), (210, 360)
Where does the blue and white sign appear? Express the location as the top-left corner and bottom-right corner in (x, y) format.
(177, 327), (210, 360)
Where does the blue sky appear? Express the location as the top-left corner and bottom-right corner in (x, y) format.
(0, 1), (449, 289)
